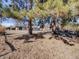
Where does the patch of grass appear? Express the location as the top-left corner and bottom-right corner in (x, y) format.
(63, 23), (79, 31)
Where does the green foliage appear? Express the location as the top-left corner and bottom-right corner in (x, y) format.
(1, 0), (79, 20)
(0, 0), (2, 11)
(68, 0), (79, 16)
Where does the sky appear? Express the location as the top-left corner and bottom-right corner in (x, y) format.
(1, 18), (17, 27)
(2, 0), (12, 7)
(0, 17), (29, 27)
(1, 0), (32, 10)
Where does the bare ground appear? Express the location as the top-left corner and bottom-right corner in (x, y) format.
(0, 30), (79, 59)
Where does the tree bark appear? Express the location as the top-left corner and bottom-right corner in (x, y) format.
(29, 19), (32, 35)
(51, 18), (57, 33)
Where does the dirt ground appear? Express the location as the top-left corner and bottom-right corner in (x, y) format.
(0, 30), (79, 59)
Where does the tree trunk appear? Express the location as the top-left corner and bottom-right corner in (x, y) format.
(29, 19), (32, 35)
(51, 19), (56, 32)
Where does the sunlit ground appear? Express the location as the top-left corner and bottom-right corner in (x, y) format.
(0, 30), (79, 59)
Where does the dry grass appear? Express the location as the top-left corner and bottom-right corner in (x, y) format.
(64, 24), (79, 31)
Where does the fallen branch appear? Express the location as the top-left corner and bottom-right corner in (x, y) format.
(59, 36), (74, 46)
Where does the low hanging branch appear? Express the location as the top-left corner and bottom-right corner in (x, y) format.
(0, 26), (16, 51)
(59, 36), (74, 46)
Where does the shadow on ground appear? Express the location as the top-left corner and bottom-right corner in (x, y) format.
(0, 41), (16, 57)
(14, 31), (52, 43)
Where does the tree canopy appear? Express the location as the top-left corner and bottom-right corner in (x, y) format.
(0, 0), (79, 19)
